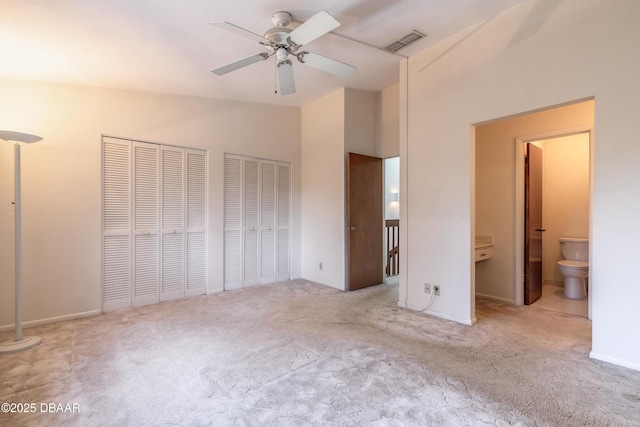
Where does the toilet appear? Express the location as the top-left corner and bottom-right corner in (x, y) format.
(557, 237), (589, 299)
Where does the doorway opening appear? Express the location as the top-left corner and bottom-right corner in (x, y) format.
(345, 154), (399, 291)
(384, 157), (400, 280)
(474, 99), (594, 319)
(518, 131), (591, 317)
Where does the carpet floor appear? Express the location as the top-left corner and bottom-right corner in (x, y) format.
(1, 279), (639, 426)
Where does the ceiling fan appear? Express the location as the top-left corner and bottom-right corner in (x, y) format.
(210, 10), (357, 95)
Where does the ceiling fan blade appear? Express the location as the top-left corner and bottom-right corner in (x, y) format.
(211, 53), (269, 75)
(277, 61), (296, 95)
(210, 21), (270, 44)
(298, 52), (357, 80)
(288, 10), (340, 46)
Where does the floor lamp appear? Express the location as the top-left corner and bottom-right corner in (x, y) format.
(0, 130), (43, 354)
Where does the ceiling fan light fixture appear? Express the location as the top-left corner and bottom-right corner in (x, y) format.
(381, 30), (426, 53)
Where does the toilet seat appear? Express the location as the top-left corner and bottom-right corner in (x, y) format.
(558, 260), (588, 269)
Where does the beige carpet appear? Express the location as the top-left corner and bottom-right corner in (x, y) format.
(1, 279), (639, 426)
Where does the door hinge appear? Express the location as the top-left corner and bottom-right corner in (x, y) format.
(523, 274), (528, 282)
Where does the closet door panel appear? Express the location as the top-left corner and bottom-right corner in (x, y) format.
(260, 161), (276, 283)
(160, 147), (185, 301)
(277, 228), (290, 279)
(103, 137), (207, 310)
(243, 158), (260, 286)
(224, 230), (242, 288)
(224, 155), (243, 289)
(187, 231), (206, 294)
(161, 233), (184, 298)
(132, 142), (160, 306)
(133, 233), (159, 305)
(223, 155), (290, 289)
(276, 163), (291, 281)
(185, 150), (207, 296)
(103, 235), (131, 310)
(103, 138), (132, 311)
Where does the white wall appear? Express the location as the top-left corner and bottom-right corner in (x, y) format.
(475, 101), (593, 301)
(301, 89), (346, 289)
(300, 88), (378, 290)
(378, 84), (400, 159)
(0, 78), (301, 328)
(344, 88), (378, 157)
(403, 0), (640, 370)
(543, 133), (590, 282)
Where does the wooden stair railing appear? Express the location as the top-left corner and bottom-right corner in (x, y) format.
(385, 219), (399, 276)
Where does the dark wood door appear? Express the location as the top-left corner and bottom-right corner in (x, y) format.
(347, 153), (383, 291)
(524, 143), (543, 304)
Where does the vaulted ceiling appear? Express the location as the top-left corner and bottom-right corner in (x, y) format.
(0, 0), (525, 107)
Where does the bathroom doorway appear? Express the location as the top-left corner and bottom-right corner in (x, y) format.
(518, 132), (591, 317)
(474, 99), (594, 319)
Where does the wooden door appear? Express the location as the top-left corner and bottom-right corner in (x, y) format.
(347, 153), (383, 291)
(524, 143), (543, 304)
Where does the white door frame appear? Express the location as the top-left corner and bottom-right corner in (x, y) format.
(514, 126), (594, 318)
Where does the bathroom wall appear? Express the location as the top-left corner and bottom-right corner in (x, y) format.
(475, 101), (594, 302)
(542, 133), (590, 282)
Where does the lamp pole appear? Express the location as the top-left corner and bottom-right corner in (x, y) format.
(0, 130), (43, 353)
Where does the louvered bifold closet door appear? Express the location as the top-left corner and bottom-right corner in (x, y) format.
(276, 162), (291, 281)
(243, 158), (260, 286)
(132, 142), (160, 307)
(224, 155), (243, 290)
(185, 150), (207, 296)
(260, 161), (276, 284)
(160, 147), (185, 301)
(103, 138), (132, 311)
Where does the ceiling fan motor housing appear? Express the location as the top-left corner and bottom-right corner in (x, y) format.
(264, 26), (292, 46)
(264, 11), (294, 49)
(271, 11), (292, 27)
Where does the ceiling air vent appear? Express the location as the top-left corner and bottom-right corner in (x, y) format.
(381, 30), (426, 53)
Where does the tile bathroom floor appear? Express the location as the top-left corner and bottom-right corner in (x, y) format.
(531, 281), (588, 318)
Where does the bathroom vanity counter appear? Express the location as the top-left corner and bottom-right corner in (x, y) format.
(475, 235), (494, 262)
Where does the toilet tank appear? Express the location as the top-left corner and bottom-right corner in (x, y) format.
(560, 237), (589, 261)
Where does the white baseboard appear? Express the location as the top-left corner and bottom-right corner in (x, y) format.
(403, 301), (476, 325)
(475, 293), (515, 304)
(0, 310), (101, 333)
(590, 351), (640, 372)
(301, 276), (345, 291)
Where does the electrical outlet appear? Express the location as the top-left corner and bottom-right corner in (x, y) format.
(319, 262), (323, 270)
(424, 283), (431, 294)
(433, 285), (440, 296)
